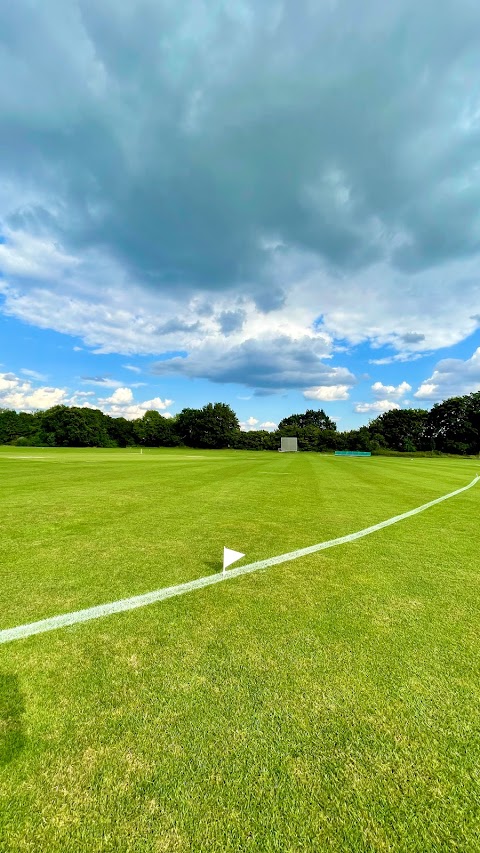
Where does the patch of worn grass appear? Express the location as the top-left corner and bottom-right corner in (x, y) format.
(1, 448), (479, 851)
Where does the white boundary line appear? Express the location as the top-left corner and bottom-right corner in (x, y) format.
(1, 476), (478, 645)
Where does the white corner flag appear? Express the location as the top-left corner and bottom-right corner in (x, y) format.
(223, 547), (245, 574)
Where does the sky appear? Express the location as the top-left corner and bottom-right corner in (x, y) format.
(1, 0), (480, 433)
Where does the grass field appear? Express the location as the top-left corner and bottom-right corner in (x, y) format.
(1, 447), (480, 851)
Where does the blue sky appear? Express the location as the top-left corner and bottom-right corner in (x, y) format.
(1, 0), (480, 431)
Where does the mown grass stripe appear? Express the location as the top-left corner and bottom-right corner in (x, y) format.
(1, 476), (477, 645)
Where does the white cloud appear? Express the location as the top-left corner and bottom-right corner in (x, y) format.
(256, 240), (480, 364)
(303, 385), (350, 401)
(0, 371), (67, 411)
(0, 370), (175, 422)
(414, 347), (480, 401)
(145, 396), (172, 410)
(80, 376), (124, 389)
(67, 400), (99, 410)
(6, 387), (67, 411)
(239, 416), (259, 432)
(21, 368), (47, 381)
(102, 387), (134, 405)
(98, 394), (174, 421)
(68, 391), (95, 405)
(1, 217), (479, 393)
(123, 364), (142, 373)
(152, 333), (354, 391)
(0, 227), (79, 280)
(371, 380), (411, 399)
(354, 400), (401, 414)
(3, 234), (479, 386)
(369, 353), (425, 365)
(240, 417), (277, 432)
(414, 383), (440, 401)
(0, 374), (20, 392)
(0, 268), (330, 367)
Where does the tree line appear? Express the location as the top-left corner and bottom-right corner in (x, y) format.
(1, 392), (480, 455)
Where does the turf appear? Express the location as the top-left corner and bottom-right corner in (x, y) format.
(1, 447), (479, 851)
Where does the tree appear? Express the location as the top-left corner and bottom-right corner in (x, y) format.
(133, 411), (178, 447)
(232, 429), (279, 451)
(176, 403), (239, 448)
(0, 409), (21, 444)
(174, 407), (200, 447)
(424, 393), (480, 455)
(39, 406), (110, 447)
(278, 408), (337, 432)
(107, 416), (137, 447)
(367, 409), (428, 452)
(332, 427), (373, 453)
(0, 408), (39, 444)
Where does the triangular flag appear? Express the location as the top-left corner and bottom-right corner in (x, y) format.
(223, 547), (245, 572)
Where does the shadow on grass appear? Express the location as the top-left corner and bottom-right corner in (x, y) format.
(203, 560), (222, 574)
(0, 673), (26, 766)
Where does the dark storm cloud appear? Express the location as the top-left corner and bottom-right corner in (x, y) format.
(2, 0), (480, 301)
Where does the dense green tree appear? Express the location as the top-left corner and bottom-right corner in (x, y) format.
(319, 429), (348, 451)
(39, 406), (110, 447)
(174, 407), (200, 447)
(201, 403), (239, 448)
(0, 408), (39, 444)
(232, 429), (280, 451)
(367, 408), (428, 452)
(133, 410), (179, 447)
(4, 392), (480, 454)
(107, 416), (137, 447)
(176, 403), (239, 449)
(335, 427), (374, 453)
(278, 408), (337, 432)
(424, 393), (480, 454)
(0, 409), (22, 444)
(291, 425), (328, 451)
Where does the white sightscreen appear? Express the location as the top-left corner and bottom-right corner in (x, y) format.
(280, 437), (298, 452)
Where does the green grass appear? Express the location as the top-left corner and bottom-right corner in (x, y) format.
(1, 447), (480, 851)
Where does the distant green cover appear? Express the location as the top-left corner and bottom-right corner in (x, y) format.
(334, 451), (371, 456)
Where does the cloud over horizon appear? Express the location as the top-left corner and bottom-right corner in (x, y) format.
(0, 371), (174, 420)
(354, 400), (401, 415)
(414, 348), (480, 402)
